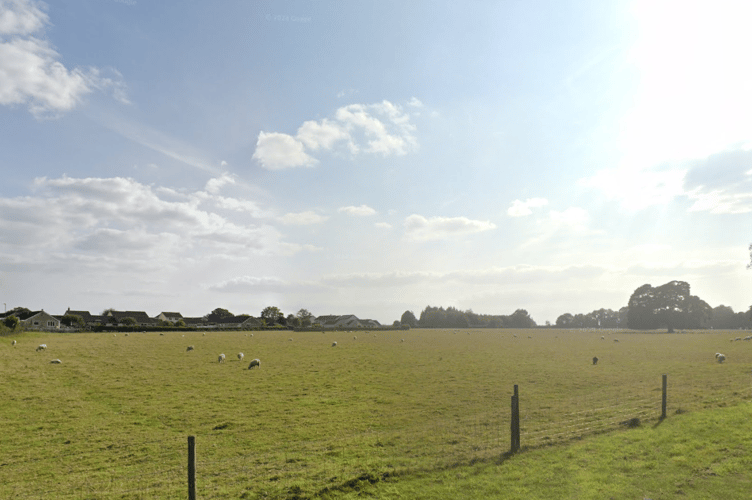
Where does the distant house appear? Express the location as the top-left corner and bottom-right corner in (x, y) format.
(182, 317), (208, 327)
(105, 310), (157, 326)
(62, 309), (107, 327)
(3, 310), (61, 330)
(156, 312), (183, 323)
(212, 316), (263, 329)
(313, 315), (380, 329)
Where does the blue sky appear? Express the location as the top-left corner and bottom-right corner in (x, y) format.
(1, 0), (751, 324)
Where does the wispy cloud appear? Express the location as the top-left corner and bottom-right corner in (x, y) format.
(403, 214), (496, 241)
(507, 198), (548, 217)
(338, 205), (377, 216)
(278, 211), (328, 225)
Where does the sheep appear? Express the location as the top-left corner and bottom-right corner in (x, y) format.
(237, 352), (244, 361)
(50, 359), (62, 364)
(601, 336), (605, 340)
(592, 356), (599, 365)
(332, 342), (337, 347)
(613, 339), (619, 343)
(218, 353), (226, 363)
(715, 353), (726, 363)
(353, 336), (357, 340)
(11, 340), (16, 346)
(186, 346), (194, 352)
(248, 358), (260, 369)
(36, 344), (47, 352)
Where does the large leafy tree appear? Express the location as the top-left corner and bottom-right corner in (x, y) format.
(627, 280), (710, 331)
(261, 306), (284, 326)
(296, 308), (313, 327)
(207, 308), (234, 323)
(61, 314), (85, 329)
(400, 310), (418, 328)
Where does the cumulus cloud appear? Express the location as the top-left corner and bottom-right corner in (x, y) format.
(338, 205), (377, 216)
(683, 149), (752, 214)
(0, 175), (294, 276)
(507, 198), (548, 217)
(252, 99), (419, 170)
(403, 214), (496, 241)
(0, 0), (128, 118)
(251, 132), (318, 170)
(278, 211), (328, 225)
(204, 173), (236, 194)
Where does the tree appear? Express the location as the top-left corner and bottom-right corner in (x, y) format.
(175, 319), (186, 328)
(556, 313), (574, 327)
(393, 320), (401, 327)
(157, 319), (173, 327)
(627, 280), (709, 331)
(286, 314), (299, 327)
(261, 306), (284, 326)
(296, 309), (313, 327)
(61, 314), (85, 329)
(400, 310), (418, 328)
(120, 317), (137, 326)
(102, 308), (116, 315)
(4, 315), (19, 330)
(507, 309), (536, 328)
(207, 308), (234, 323)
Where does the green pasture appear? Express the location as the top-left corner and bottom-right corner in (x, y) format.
(1, 328), (750, 499)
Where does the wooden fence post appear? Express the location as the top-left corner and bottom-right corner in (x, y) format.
(188, 435), (196, 500)
(511, 384), (520, 453)
(661, 374), (668, 419)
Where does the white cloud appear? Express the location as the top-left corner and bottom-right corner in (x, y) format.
(408, 97), (423, 108)
(278, 211), (328, 225)
(204, 173), (236, 194)
(251, 131), (318, 170)
(0, 175), (294, 275)
(686, 189), (752, 215)
(252, 99), (419, 169)
(403, 214), (496, 241)
(375, 222), (392, 229)
(207, 275), (288, 293)
(338, 205), (377, 216)
(507, 198), (548, 217)
(0, 0), (47, 35)
(296, 118), (350, 151)
(0, 0), (128, 118)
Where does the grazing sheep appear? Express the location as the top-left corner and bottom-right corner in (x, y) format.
(124, 333), (129, 336)
(601, 336), (605, 340)
(289, 338), (293, 341)
(592, 356), (599, 365)
(715, 353), (726, 363)
(237, 352), (244, 361)
(332, 342), (337, 347)
(613, 339), (619, 343)
(353, 336), (357, 340)
(50, 359), (62, 364)
(218, 353), (226, 363)
(11, 340), (16, 346)
(36, 344), (47, 352)
(248, 358), (260, 369)
(186, 346), (194, 352)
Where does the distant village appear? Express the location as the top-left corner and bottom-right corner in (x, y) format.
(0, 308), (384, 331)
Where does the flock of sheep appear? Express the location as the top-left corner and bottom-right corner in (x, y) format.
(8, 329), (745, 368)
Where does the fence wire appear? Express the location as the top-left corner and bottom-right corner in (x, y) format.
(2, 373), (750, 499)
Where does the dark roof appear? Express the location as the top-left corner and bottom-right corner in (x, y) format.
(107, 311), (156, 324)
(64, 309), (96, 322)
(159, 312), (183, 318)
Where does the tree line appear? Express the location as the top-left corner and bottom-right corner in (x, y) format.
(399, 280), (752, 331)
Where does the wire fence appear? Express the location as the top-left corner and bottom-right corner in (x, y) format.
(2, 372), (751, 499)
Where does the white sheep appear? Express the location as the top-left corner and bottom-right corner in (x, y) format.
(50, 359), (62, 364)
(332, 341), (337, 347)
(218, 353), (226, 363)
(237, 352), (244, 361)
(186, 346), (194, 352)
(248, 358), (260, 369)
(11, 340), (16, 346)
(715, 353), (726, 363)
(601, 336), (605, 340)
(36, 344), (47, 352)
(353, 336), (357, 340)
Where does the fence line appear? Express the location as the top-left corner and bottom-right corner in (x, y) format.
(3, 373), (751, 499)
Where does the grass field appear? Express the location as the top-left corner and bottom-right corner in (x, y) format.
(1, 328), (751, 499)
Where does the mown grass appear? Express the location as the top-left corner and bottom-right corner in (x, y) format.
(1, 328), (750, 499)
(344, 402), (752, 500)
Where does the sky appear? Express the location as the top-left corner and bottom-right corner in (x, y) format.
(1, 0), (751, 325)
